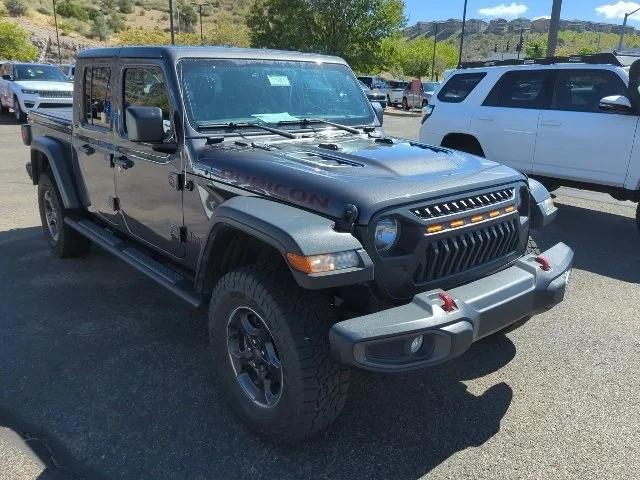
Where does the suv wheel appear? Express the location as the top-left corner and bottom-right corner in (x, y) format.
(38, 172), (91, 257)
(209, 264), (350, 443)
(13, 96), (26, 123)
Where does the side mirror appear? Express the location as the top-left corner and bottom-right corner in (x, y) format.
(372, 101), (384, 126)
(125, 106), (165, 143)
(2, 74), (12, 81)
(599, 95), (633, 113)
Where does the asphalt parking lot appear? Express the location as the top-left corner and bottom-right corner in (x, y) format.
(1, 109), (639, 480)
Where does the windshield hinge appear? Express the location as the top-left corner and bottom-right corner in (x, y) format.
(169, 172), (194, 192)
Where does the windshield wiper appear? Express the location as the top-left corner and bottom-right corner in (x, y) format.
(196, 121), (298, 140)
(276, 118), (361, 135)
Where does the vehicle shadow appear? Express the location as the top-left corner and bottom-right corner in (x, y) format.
(0, 227), (514, 480)
(0, 112), (20, 126)
(533, 201), (639, 284)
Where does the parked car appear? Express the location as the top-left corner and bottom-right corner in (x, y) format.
(388, 80), (409, 107)
(357, 75), (392, 100)
(418, 53), (640, 230)
(358, 80), (387, 108)
(22, 46), (572, 443)
(402, 79), (441, 110)
(0, 62), (73, 122)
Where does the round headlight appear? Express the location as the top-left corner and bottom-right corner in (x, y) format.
(374, 217), (399, 252)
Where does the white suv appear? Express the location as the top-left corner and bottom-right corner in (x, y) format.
(0, 62), (73, 122)
(419, 54), (640, 230)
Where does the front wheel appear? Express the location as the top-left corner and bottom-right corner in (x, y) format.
(209, 264), (350, 443)
(13, 96), (25, 123)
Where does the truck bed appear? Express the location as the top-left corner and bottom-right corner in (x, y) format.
(29, 108), (73, 137)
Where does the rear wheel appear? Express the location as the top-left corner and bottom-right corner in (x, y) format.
(209, 264), (350, 443)
(38, 172), (91, 258)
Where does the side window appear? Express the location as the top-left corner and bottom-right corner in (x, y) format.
(123, 67), (173, 141)
(554, 69), (627, 113)
(483, 70), (554, 109)
(437, 73), (486, 103)
(83, 66), (112, 129)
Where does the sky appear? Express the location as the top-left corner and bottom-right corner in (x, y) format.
(404, 1), (640, 24)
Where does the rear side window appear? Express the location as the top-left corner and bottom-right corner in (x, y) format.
(554, 69), (627, 113)
(483, 70), (554, 109)
(437, 73), (486, 103)
(83, 66), (112, 129)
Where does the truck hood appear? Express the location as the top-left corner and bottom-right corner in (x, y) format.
(194, 134), (526, 223)
(13, 80), (73, 91)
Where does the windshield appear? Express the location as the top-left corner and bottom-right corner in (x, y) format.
(422, 82), (440, 93)
(179, 59), (375, 128)
(14, 64), (69, 82)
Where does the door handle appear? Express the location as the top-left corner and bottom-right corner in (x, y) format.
(78, 144), (95, 155)
(540, 119), (561, 127)
(113, 155), (134, 169)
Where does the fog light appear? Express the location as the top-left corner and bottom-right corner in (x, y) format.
(409, 335), (424, 354)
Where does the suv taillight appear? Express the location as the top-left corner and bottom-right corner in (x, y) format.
(421, 104), (435, 124)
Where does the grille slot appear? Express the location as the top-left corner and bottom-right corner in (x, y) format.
(414, 218), (520, 284)
(411, 188), (515, 220)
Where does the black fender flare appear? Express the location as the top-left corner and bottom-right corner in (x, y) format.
(195, 196), (374, 291)
(30, 136), (83, 209)
(528, 178), (557, 228)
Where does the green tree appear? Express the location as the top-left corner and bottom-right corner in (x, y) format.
(108, 12), (125, 32)
(4, 0), (27, 16)
(397, 37), (456, 80)
(247, 0), (406, 71)
(0, 20), (38, 60)
(91, 14), (109, 40)
(56, 0), (90, 21)
(525, 39), (547, 58)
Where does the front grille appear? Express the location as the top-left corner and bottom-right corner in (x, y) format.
(414, 218), (519, 284)
(38, 91), (72, 98)
(411, 187), (514, 220)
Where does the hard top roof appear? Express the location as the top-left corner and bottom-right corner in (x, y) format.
(77, 46), (347, 65)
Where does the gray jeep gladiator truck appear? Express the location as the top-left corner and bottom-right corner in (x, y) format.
(22, 46), (573, 442)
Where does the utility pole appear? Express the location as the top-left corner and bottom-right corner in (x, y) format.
(51, 0), (62, 63)
(618, 6), (640, 51)
(457, 0), (468, 67)
(431, 22), (438, 81)
(547, 0), (562, 57)
(516, 28), (525, 59)
(191, 1), (208, 43)
(169, 0), (175, 45)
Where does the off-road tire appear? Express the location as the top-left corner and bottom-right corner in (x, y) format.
(38, 172), (91, 258)
(209, 264), (350, 443)
(13, 96), (26, 123)
(488, 235), (540, 337)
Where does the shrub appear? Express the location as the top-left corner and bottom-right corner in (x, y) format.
(0, 19), (38, 60)
(118, 0), (134, 14)
(55, 0), (90, 21)
(107, 12), (125, 32)
(36, 5), (51, 14)
(90, 14), (109, 40)
(4, 0), (28, 17)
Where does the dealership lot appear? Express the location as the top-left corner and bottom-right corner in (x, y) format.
(1, 111), (639, 479)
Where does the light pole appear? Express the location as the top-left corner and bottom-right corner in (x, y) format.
(191, 1), (209, 43)
(431, 23), (438, 80)
(547, 0), (562, 57)
(618, 6), (640, 51)
(457, 0), (468, 67)
(51, 0), (62, 63)
(169, 0), (175, 45)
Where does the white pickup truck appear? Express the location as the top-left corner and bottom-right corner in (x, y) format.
(0, 62), (73, 122)
(418, 54), (640, 231)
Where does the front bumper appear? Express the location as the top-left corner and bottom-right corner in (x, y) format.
(18, 94), (73, 111)
(330, 242), (573, 372)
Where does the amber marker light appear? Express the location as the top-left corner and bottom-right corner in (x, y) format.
(488, 210), (501, 218)
(505, 205), (516, 213)
(426, 224), (444, 234)
(471, 215), (484, 223)
(450, 219), (465, 228)
(286, 251), (360, 274)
